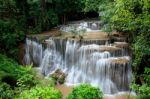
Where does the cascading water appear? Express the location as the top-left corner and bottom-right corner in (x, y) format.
(23, 38), (43, 66)
(60, 20), (102, 32)
(23, 20), (132, 94)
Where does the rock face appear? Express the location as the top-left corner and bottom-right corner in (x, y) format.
(23, 20), (132, 94)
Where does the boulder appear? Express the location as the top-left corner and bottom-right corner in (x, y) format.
(51, 69), (66, 84)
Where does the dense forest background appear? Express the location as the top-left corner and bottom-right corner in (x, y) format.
(0, 0), (150, 98)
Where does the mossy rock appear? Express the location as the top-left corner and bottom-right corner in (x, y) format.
(51, 69), (66, 84)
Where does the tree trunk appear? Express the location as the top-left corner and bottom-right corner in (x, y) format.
(41, 0), (46, 12)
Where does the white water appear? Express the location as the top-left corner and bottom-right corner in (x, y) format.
(23, 38), (43, 66)
(23, 21), (132, 94)
(60, 21), (102, 33)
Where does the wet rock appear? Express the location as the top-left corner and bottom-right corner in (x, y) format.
(51, 69), (66, 84)
(111, 58), (129, 64)
(114, 42), (129, 48)
(112, 37), (127, 42)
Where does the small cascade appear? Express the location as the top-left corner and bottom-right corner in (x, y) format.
(23, 20), (132, 94)
(60, 20), (102, 33)
(64, 42), (131, 94)
(23, 38), (43, 66)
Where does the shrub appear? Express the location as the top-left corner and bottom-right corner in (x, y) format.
(1, 75), (17, 88)
(131, 67), (150, 96)
(144, 67), (150, 85)
(17, 74), (36, 89)
(0, 54), (35, 79)
(138, 84), (150, 95)
(136, 95), (150, 99)
(0, 19), (25, 59)
(0, 54), (26, 78)
(66, 84), (103, 99)
(37, 78), (55, 87)
(0, 83), (14, 99)
(0, 54), (37, 94)
(16, 86), (62, 99)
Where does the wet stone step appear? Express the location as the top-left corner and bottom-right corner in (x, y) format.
(110, 57), (130, 64)
(79, 44), (122, 52)
(112, 36), (128, 42)
(78, 44), (129, 57)
(114, 42), (129, 48)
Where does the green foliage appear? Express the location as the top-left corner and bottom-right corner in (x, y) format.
(0, 53), (59, 98)
(27, 0), (59, 33)
(131, 68), (150, 96)
(0, 0), (26, 59)
(54, 0), (85, 13)
(0, 83), (14, 99)
(17, 74), (36, 89)
(112, 0), (150, 34)
(138, 84), (150, 95)
(136, 95), (150, 99)
(131, 84), (150, 96)
(85, 0), (150, 41)
(0, 54), (34, 80)
(0, 53), (23, 78)
(26, 0), (85, 33)
(112, 0), (135, 32)
(85, 0), (115, 33)
(0, 0), (85, 58)
(1, 0), (150, 98)
(132, 33), (150, 67)
(0, 19), (25, 59)
(105, 0), (150, 71)
(84, 0), (101, 12)
(67, 84), (103, 99)
(0, 53), (37, 92)
(16, 86), (62, 99)
(98, 0), (115, 33)
(144, 68), (150, 84)
(37, 78), (55, 87)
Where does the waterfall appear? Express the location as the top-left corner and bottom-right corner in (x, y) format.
(23, 20), (132, 94)
(23, 38), (43, 66)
